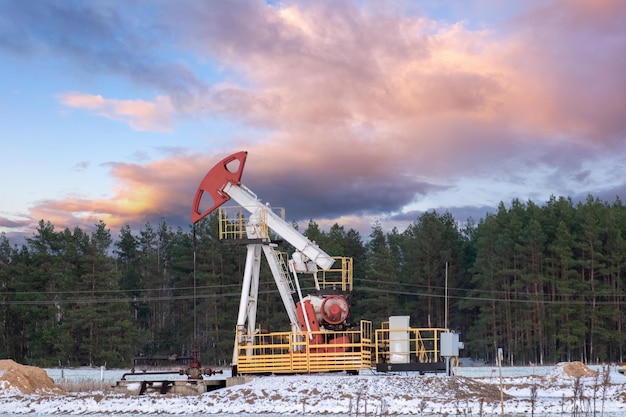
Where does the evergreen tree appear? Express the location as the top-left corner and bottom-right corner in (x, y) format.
(0, 233), (16, 357)
(16, 221), (66, 365)
(192, 214), (243, 364)
(358, 222), (399, 326)
(600, 200), (626, 361)
(58, 222), (141, 367)
(462, 213), (502, 363)
(115, 225), (149, 333)
(400, 211), (462, 329)
(7, 192), (626, 366)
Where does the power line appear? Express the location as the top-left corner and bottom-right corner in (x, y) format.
(0, 282), (243, 297)
(0, 282), (620, 307)
(357, 285), (626, 305)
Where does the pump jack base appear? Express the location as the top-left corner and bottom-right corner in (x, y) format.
(375, 362), (446, 374)
(113, 379), (226, 396)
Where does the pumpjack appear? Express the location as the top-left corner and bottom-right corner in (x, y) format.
(191, 151), (462, 376)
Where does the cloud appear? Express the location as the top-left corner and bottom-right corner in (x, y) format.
(4, 0), (626, 241)
(16, 154), (213, 236)
(72, 161), (90, 171)
(504, 0), (626, 143)
(58, 92), (175, 132)
(185, 1), (625, 231)
(0, 1), (205, 101)
(0, 216), (30, 229)
(7, 0), (626, 145)
(15, 147), (435, 238)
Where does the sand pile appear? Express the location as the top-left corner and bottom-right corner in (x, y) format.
(546, 361), (599, 382)
(562, 361), (599, 378)
(0, 359), (62, 394)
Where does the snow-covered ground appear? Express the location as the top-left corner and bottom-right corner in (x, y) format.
(2, 362), (626, 416)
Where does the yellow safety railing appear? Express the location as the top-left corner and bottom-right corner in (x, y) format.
(374, 326), (449, 365)
(218, 208), (248, 240)
(218, 206), (284, 241)
(235, 321), (374, 374)
(319, 257), (353, 291)
(233, 322), (453, 375)
(218, 207), (353, 292)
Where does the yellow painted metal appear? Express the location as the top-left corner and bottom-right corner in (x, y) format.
(218, 206), (353, 291)
(234, 321), (452, 375)
(235, 321), (374, 374)
(319, 256), (353, 291)
(218, 206), (274, 241)
(374, 326), (449, 365)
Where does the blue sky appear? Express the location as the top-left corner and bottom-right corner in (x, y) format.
(1, 0), (626, 243)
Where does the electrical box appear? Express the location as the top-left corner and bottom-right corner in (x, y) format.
(389, 316), (410, 364)
(440, 332), (460, 357)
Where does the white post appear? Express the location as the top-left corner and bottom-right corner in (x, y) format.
(498, 347), (504, 415)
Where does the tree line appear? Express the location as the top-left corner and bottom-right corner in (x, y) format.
(1, 194), (625, 368)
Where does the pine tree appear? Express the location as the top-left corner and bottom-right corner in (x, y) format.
(358, 222), (399, 326)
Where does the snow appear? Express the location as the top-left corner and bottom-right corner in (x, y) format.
(1, 363), (626, 415)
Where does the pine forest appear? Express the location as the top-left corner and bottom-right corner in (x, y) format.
(1, 195), (626, 368)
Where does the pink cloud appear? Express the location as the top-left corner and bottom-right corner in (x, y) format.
(58, 92), (175, 132)
(162, 0), (625, 220)
(502, 0), (626, 141)
(7, 1), (626, 241)
(17, 154), (220, 236)
(170, 1), (625, 151)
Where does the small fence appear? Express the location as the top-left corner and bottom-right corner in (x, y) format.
(234, 322), (451, 374)
(235, 321), (373, 374)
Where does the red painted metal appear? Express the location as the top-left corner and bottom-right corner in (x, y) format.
(191, 151), (248, 224)
(321, 295), (349, 325)
(325, 335), (349, 353)
(295, 300), (324, 344)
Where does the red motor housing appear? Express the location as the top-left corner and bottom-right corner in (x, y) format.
(320, 295), (349, 325)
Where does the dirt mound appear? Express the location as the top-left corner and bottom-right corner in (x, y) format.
(444, 376), (512, 402)
(544, 361), (599, 383)
(0, 359), (62, 394)
(562, 361), (598, 378)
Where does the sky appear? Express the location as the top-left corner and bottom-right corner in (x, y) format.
(1, 0), (626, 244)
